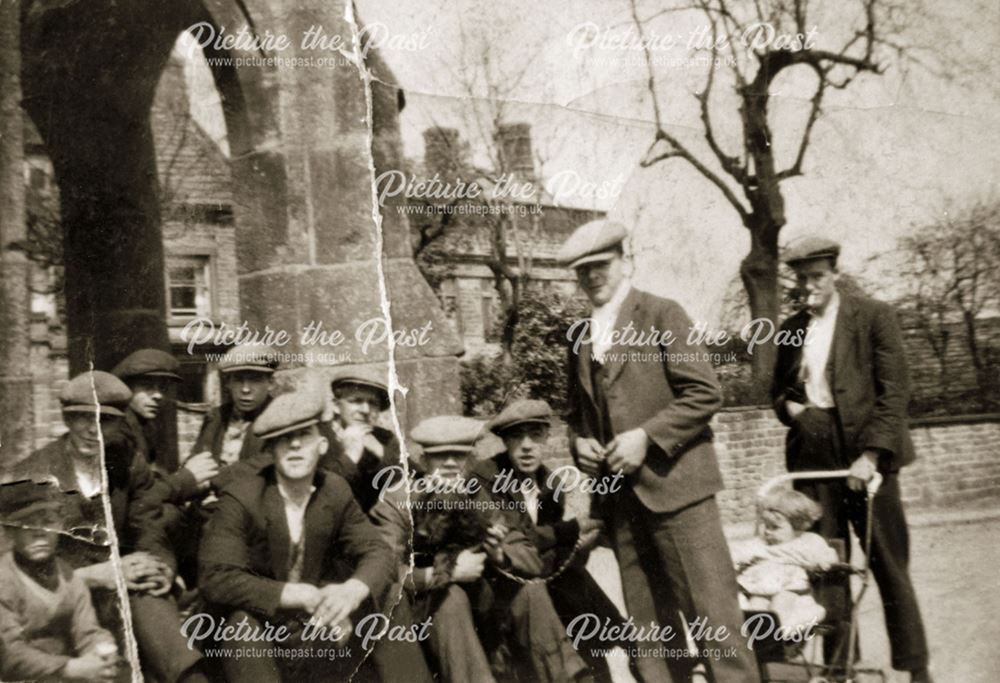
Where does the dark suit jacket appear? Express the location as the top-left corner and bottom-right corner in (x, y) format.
(320, 424), (401, 513)
(198, 466), (394, 619)
(566, 287), (725, 513)
(771, 293), (916, 472)
(190, 401), (272, 491)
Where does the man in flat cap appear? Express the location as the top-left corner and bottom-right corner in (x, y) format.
(114, 348), (219, 502)
(370, 415), (589, 683)
(321, 365), (401, 513)
(481, 399), (629, 682)
(559, 219), (758, 683)
(198, 387), (430, 682)
(0, 480), (121, 682)
(772, 236), (931, 682)
(3, 371), (183, 677)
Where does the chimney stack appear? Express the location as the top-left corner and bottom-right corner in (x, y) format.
(422, 126), (467, 180)
(496, 122), (535, 182)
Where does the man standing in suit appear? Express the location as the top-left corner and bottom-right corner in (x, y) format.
(198, 386), (432, 682)
(560, 220), (758, 683)
(771, 236), (931, 683)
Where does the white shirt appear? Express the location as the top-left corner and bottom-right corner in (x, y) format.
(522, 481), (540, 525)
(800, 291), (839, 408)
(277, 482), (316, 545)
(590, 279), (631, 363)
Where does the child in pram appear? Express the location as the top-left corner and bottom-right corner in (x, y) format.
(731, 489), (838, 631)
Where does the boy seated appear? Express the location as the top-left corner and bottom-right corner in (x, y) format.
(0, 480), (119, 682)
(731, 489), (838, 629)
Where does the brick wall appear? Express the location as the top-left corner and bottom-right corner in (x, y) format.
(544, 409), (1000, 526)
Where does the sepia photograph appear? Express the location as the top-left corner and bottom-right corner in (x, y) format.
(0, 0), (998, 681)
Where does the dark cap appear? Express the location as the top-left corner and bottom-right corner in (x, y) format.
(331, 365), (390, 410)
(252, 387), (325, 441)
(410, 415), (485, 454)
(557, 219), (628, 269)
(60, 371), (132, 417)
(489, 399), (553, 435)
(783, 236), (841, 267)
(112, 349), (181, 382)
(0, 480), (63, 525)
(219, 343), (279, 374)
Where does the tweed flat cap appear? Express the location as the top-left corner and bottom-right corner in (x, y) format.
(60, 371), (132, 417)
(112, 349), (181, 381)
(411, 415), (485, 454)
(0, 480), (62, 525)
(219, 343), (279, 374)
(331, 365), (390, 409)
(489, 399), (553, 435)
(252, 387), (325, 441)
(783, 236), (841, 266)
(557, 219), (628, 269)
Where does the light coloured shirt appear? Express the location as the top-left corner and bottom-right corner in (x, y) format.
(522, 481), (540, 525)
(590, 279), (631, 363)
(277, 482), (316, 546)
(220, 418), (251, 466)
(800, 291), (839, 408)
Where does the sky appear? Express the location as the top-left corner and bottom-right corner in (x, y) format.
(180, 0), (1000, 324)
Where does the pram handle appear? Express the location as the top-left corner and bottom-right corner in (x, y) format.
(757, 469), (883, 499)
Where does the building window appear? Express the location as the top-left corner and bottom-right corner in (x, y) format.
(166, 255), (213, 321)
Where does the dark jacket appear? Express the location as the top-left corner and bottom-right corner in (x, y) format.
(198, 466), (394, 619)
(566, 287), (725, 513)
(124, 409), (200, 501)
(190, 401), (272, 491)
(771, 293), (916, 471)
(320, 423), (401, 513)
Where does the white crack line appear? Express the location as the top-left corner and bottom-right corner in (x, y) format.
(87, 363), (143, 682)
(345, 0), (416, 676)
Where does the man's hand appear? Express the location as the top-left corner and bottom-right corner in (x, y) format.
(785, 400), (807, 420)
(577, 518), (603, 550)
(847, 450), (879, 492)
(183, 451), (220, 488)
(121, 552), (172, 593)
(63, 652), (117, 681)
(606, 428), (649, 475)
(483, 523), (508, 564)
(452, 549), (486, 583)
(574, 437), (606, 476)
(280, 582), (321, 613)
(312, 579), (370, 628)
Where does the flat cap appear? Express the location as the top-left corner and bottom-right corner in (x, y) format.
(557, 219), (628, 269)
(219, 343), (279, 374)
(411, 415), (485, 454)
(489, 399), (553, 435)
(60, 371), (132, 417)
(783, 236), (841, 266)
(112, 349), (181, 382)
(331, 365), (390, 409)
(252, 386), (325, 441)
(0, 480), (62, 525)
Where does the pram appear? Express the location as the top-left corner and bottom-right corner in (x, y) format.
(746, 470), (887, 683)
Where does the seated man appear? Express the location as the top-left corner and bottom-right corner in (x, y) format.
(198, 386), (432, 682)
(370, 415), (591, 683)
(482, 399), (628, 681)
(321, 365), (401, 512)
(3, 371), (188, 680)
(0, 480), (119, 682)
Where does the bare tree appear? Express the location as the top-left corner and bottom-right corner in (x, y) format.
(629, 0), (927, 394)
(889, 201), (1000, 401)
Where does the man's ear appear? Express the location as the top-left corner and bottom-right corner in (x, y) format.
(317, 435), (329, 456)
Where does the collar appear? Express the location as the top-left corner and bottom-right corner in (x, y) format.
(276, 478), (317, 507)
(591, 279), (631, 319)
(813, 290), (840, 321)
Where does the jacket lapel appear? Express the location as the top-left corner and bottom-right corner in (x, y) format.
(301, 476), (333, 583)
(828, 294), (855, 388)
(602, 289), (640, 386)
(262, 484), (291, 581)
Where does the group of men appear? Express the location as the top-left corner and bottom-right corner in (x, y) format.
(0, 218), (931, 683)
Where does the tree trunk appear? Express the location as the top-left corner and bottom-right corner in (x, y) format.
(739, 221), (780, 401)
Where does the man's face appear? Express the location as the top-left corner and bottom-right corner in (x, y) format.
(334, 384), (385, 427)
(129, 376), (172, 420)
(576, 253), (626, 307)
(425, 450), (471, 482)
(65, 412), (123, 456)
(501, 423), (549, 475)
(793, 258), (837, 313)
(226, 371), (271, 415)
(9, 521), (61, 562)
(761, 511), (796, 546)
(271, 425), (328, 482)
